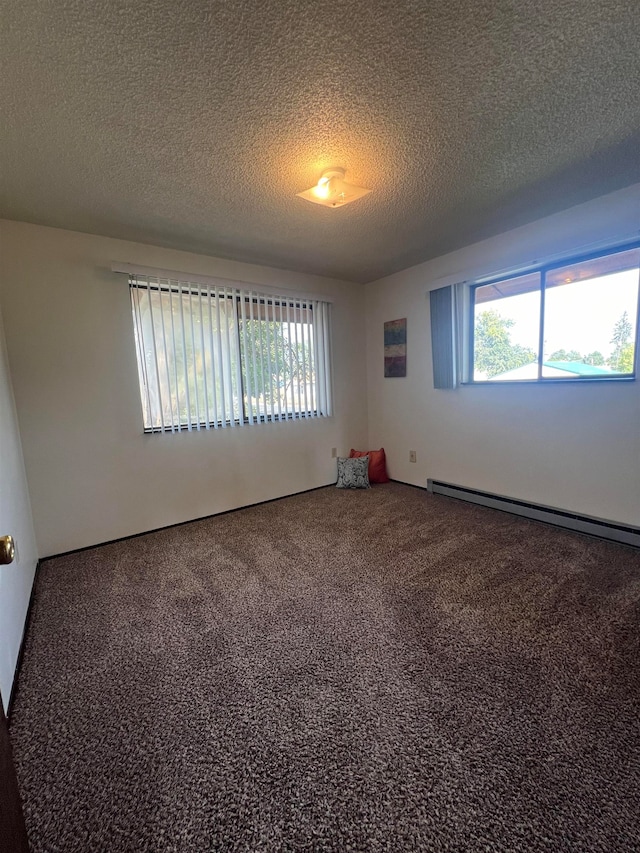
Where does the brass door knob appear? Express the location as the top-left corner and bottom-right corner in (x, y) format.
(0, 535), (15, 565)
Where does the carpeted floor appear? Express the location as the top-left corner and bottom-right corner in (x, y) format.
(9, 483), (640, 852)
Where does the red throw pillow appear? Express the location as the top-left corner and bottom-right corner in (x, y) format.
(349, 448), (390, 484)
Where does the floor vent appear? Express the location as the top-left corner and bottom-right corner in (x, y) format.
(426, 479), (640, 549)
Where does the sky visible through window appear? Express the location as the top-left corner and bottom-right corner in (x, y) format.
(477, 269), (639, 362)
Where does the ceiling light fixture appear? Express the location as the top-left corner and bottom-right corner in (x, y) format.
(297, 168), (371, 209)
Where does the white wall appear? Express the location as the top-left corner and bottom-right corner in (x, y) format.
(0, 221), (368, 556)
(0, 304), (38, 713)
(366, 184), (640, 526)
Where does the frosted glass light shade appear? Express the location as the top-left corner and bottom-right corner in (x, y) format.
(297, 168), (371, 208)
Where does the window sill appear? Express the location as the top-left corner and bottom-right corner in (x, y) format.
(142, 411), (324, 433)
(461, 375), (636, 387)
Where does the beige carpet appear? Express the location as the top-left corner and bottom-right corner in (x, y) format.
(10, 483), (640, 851)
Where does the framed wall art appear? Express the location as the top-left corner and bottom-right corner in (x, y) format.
(384, 318), (407, 377)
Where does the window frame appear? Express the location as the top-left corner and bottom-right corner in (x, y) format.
(467, 240), (640, 386)
(129, 278), (332, 433)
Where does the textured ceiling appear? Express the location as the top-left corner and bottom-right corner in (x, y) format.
(1, 1), (640, 283)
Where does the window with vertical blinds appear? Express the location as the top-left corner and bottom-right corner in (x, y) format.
(129, 274), (333, 432)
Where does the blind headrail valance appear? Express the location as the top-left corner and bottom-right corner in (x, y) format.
(110, 263), (334, 304)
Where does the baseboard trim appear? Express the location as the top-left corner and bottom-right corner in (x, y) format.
(42, 483), (336, 562)
(427, 479), (640, 549)
(388, 479), (428, 491)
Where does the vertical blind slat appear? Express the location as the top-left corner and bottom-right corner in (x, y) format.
(167, 283), (180, 432)
(264, 299), (275, 422)
(248, 295), (260, 422)
(258, 297), (267, 418)
(206, 289), (219, 428)
(307, 303), (314, 417)
(274, 298), (283, 421)
(322, 302), (329, 415)
(145, 277), (165, 431)
(155, 283), (174, 431)
(300, 300), (309, 416)
(317, 301), (332, 416)
(295, 300), (303, 419)
(223, 287), (236, 426)
(293, 304), (302, 417)
(285, 298), (296, 419)
(186, 287), (201, 430)
(132, 286), (153, 429)
(232, 291), (244, 426)
(214, 287), (227, 427)
(239, 294), (253, 424)
(178, 282), (192, 430)
(430, 285), (455, 390)
(313, 300), (324, 417)
(196, 288), (210, 430)
(309, 303), (317, 417)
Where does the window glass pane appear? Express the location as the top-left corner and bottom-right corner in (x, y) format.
(238, 301), (315, 418)
(542, 248), (640, 378)
(171, 288), (240, 426)
(473, 272), (541, 381)
(134, 286), (240, 429)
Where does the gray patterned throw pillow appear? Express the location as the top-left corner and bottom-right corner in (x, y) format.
(336, 456), (370, 489)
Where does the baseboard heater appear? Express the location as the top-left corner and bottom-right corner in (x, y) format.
(426, 479), (640, 548)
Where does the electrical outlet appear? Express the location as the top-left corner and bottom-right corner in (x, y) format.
(409, 450), (417, 463)
(331, 447), (337, 458)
